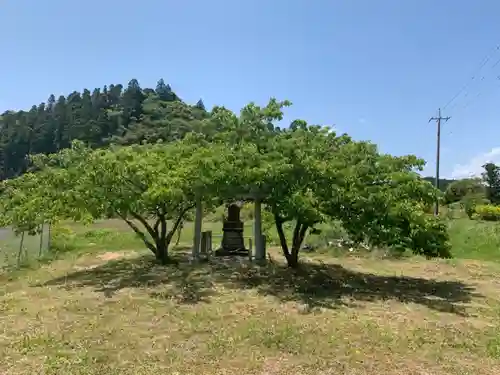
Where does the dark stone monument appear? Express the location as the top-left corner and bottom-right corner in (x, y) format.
(215, 202), (248, 256)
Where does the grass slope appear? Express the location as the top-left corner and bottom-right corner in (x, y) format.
(448, 218), (500, 262)
(1, 247), (500, 374)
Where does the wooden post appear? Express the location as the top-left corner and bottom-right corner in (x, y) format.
(47, 222), (52, 251)
(262, 235), (267, 261)
(201, 231), (208, 255)
(192, 199), (203, 260)
(17, 231), (25, 267)
(38, 223), (44, 257)
(207, 230), (212, 255)
(248, 237), (253, 261)
(254, 199), (265, 261)
(200, 230), (213, 259)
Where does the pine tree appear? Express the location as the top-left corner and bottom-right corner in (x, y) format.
(156, 79), (176, 102)
(195, 99), (206, 111)
(66, 91), (85, 142)
(53, 95), (68, 151)
(120, 79), (145, 128)
(47, 94), (56, 112)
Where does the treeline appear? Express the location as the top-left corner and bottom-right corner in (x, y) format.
(422, 177), (456, 192)
(0, 79), (208, 180)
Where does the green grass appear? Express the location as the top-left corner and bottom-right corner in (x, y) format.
(448, 218), (500, 262)
(2, 214), (500, 272)
(1, 247), (500, 374)
(62, 216), (500, 263)
(0, 227), (50, 270)
(1, 217), (500, 373)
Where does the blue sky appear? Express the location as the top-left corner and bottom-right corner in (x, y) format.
(1, 0), (499, 179)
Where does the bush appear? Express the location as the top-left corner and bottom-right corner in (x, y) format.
(462, 194), (490, 219)
(49, 225), (77, 253)
(474, 204), (500, 221)
(444, 178), (485, 204)
(305, 221), (348, 249)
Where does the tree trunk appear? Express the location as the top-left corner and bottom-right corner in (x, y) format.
(155, 239), (169, 264)
(120, 206), (193, 265)
(156, 212), (187, 265)
(287, 249), (299, 268)
(274, 215), (309, 269)
(274, 216), (294, 267)
(155, 214), (168, 264)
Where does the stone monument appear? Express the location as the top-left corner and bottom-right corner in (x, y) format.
(215, 202), (248, 256)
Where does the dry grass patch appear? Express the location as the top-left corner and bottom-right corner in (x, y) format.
(1, 251), (500, 374)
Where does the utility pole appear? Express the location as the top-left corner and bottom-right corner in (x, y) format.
(429, 108), (451, 216)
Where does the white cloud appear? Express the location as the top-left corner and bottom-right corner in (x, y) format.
(326, 125), (342, 134)
(451, 147), (500, 179)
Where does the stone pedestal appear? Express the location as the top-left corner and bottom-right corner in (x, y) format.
(215, 203), (248, 256)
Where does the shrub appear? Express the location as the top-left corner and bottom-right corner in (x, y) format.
(49, 225), (77, 253)
(474, 204), (500, 221)
(462, 194), (490, 219)
(444, 178), (485, 204)
(305, 221), (348, 249)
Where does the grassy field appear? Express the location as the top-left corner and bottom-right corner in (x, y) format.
(0, 226), (50, 269)
(1, 217), (500, 374)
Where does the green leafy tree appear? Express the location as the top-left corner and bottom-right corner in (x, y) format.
(317, 142), (450, 259)
(0, 92), (453, 270)
(482, 163), (500, 204)
(207, 99), (451, 267)
(257, 125), (339, 267)
(444, 178), (485, 204)
(1, 139), (240, 264)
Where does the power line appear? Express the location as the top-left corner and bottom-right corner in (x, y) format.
(442, 45), (500, 138)
(450, 75), (500, 116)
(442, 44), (500, 111)
(429, 108), (450, 216)
(445, 74), (500, 139)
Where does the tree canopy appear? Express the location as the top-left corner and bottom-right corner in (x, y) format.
(0, 91), (452, 267)
(444, 178), (485, 204)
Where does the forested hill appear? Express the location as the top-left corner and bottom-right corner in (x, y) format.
(0, 78), (208, 180)
(422, 177), (456, 192)
(0, 77), (458, 189)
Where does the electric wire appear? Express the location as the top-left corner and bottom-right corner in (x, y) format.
(442, 44), (500, 112)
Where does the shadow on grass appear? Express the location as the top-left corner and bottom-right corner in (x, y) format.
(39, 253), (480, 315)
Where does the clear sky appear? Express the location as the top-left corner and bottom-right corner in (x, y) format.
(1, 0), (499, 179)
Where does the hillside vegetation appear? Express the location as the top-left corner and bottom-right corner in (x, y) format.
(0, 79), (206, 180)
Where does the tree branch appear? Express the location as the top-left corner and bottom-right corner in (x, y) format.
(118, 213), (156, 254)
(166, 211), (187, 245)
(153, 217), (161, 235)
(129, 210), (157, 241)
(292, 222), (309, 257)
(292, 219), (302, 250)
(274, 213), (290, 259)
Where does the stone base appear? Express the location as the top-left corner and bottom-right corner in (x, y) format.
(222, 232), (245, 251)
(213, 248), (249, 257)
